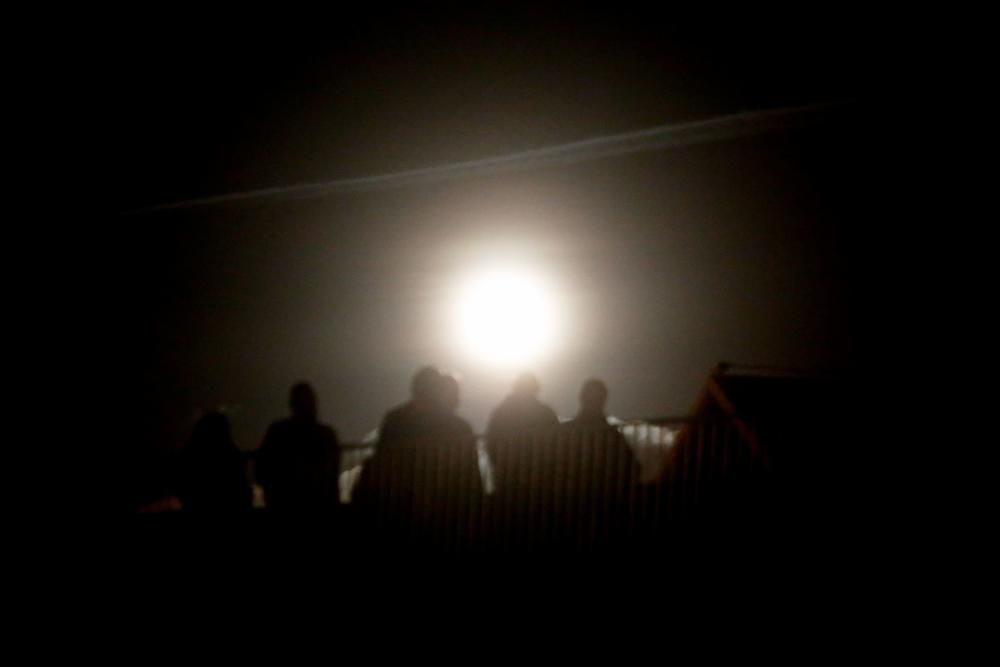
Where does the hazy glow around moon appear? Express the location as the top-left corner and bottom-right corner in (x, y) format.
(453, 266), (559, 368)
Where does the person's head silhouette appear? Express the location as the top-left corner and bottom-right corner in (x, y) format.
(512, 372), (540, 399)
(578, 378), (608, 418)
(411, 366), (441, 408)
(289, 382), (317, 422)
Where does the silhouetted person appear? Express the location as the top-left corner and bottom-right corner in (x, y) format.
(549, 378), (639, 547)
(486, 372), (559, 472)
(483, 373), (559, 547)
(256, 383), (340, 513)
(175, 411), (252, 513)
(354, 367), (482, 548)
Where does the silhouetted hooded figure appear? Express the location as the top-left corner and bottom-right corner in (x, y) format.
(176, 411), (251, 513)
(486, 372), (558, 487)
(256, 383), (340, 513)
(354, 367), (482, 548)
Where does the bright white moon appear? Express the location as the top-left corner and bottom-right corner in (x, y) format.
(453, 266), (558, 368)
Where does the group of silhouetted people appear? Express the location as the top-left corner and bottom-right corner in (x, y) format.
(164, 366), (639, 547)
(486, 374), (638, 547)
(171, 382), (339, 515)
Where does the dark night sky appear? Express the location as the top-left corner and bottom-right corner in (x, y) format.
(93, 8), (880, 454)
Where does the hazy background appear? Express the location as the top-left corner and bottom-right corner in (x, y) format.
(87, 9), (878, 453)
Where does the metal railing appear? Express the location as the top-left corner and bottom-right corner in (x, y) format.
(150, 414), (773, 550)
(326, 415), (771, 551)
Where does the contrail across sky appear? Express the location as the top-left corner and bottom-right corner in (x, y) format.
(124, 102), (849, 215)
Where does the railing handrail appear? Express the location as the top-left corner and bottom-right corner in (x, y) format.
(333, 417), (692, 451)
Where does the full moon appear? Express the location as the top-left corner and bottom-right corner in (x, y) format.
(452, 266), (559, 368)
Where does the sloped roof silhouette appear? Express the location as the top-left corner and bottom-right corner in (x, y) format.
(662, 362), (850, 519)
